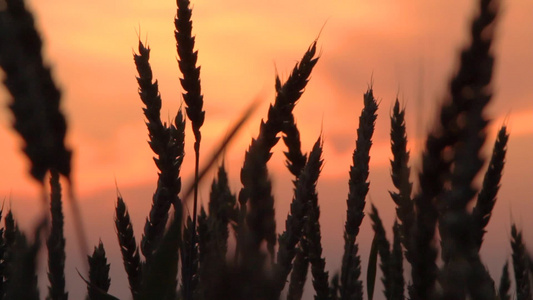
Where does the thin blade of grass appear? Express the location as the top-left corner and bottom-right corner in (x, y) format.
(76, 270), (120, 300)
(181, 95), (261, 204)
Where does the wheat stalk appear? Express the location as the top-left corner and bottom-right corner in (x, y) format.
(282, 114), (308, 180)
(511, 224), (532, 300)
(390, 221), (404, 300)
(0, 0), (71, 183)
(472, 125), (508, 250)
(369, 204), (392, 299)
(287, 244), (309, 300)
(389, 99), (414, 257)
(139, 206), (181, 300)
(87, 241), (111, 299)
(174, 3), (205, 291)
(238, 41), (319, 262)
(498, 260), (511, 300)
(341, 87), (378, 300)
(134, 41), (186, 259)
(4, 221), (44, 300)
(114, 194), (142, 299)
(180, 216), (199, 300)
(302, 138), (329, 300)
(275, 137), (324, 295)
(437, 0), (499, 297)
(46, 170), (67, 300)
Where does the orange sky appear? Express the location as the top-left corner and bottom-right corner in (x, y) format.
(1, 0), (532, 299)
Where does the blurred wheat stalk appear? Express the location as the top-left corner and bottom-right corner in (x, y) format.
(1, 0), (532, 299)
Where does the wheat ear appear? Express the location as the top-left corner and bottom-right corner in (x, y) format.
(87, 241), (111, 299)
(437, 0), (499, 297)
(282, 114), (308, 180)
(472, 126), (508, 249)
(0, 0), (71, 182)
(389, 99), (414, 257)
(511, 224), (532, 300)
(134, 42), (186, 259)
(139, 206), (181, 300)
(498, 260), (511, 300)
(238, 41), (319, 262)
(114, 194), (142, 298)
(341, 87), (378, 300)
(390, 221), (404, 299)
(287, 244), (309, 300)
(369, 204), (392, 299)
(303, 138), (329, 299)
(4, 220), (44, 300)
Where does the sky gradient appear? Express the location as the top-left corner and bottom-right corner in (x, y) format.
(0, 0), (532, 299)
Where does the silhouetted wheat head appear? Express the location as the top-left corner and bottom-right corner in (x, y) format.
(0, 0), (532, 299)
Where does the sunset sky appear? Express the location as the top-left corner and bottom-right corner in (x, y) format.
(0, 0), (532, 298)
